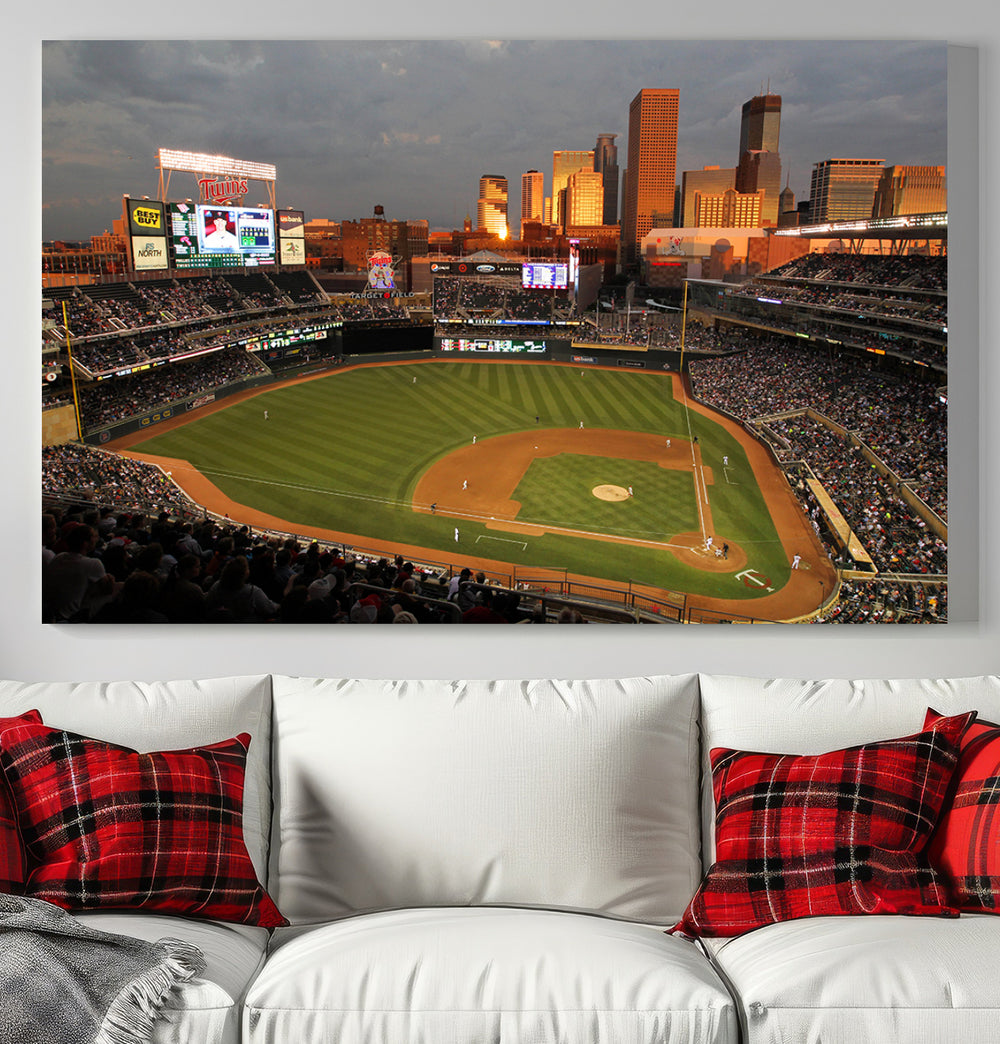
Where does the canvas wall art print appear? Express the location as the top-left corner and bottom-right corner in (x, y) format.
(41, 39), (948, 625)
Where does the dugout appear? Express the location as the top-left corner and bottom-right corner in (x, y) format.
(805, 478), (876, 571)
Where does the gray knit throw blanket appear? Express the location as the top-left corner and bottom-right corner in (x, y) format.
(0, 894), (206, 1044)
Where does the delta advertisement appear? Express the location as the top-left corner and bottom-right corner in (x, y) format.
(125, 199), (169, 272)
(429, 260), (523, 277)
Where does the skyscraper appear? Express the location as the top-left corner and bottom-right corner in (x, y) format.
(872, 165), (947, 217)
(621, 88), (679, 264)
(552, 150), (595, 230)
(778, 181), (798, 228)
(808, 158), (885, 223)
(565, 170), (605, 226)
(593, 134), (619, 225)
(681, 165), (736, 226)
(693, 188), (762, 228)
(739, 93), (781, 155)
(735, 93), (782, 225)
(520, 170), (544, 235)
(477, 175), (509, 236)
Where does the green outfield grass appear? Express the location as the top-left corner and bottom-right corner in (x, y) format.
(129, 359), (791, 599)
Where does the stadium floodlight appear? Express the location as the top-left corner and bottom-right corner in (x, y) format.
(157, 149), (277, 182)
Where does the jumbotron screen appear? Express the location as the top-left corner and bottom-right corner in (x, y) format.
(521, 262), (568, 290)
(168, 203), (276, 268)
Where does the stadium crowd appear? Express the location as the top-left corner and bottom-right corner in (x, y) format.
(77, 348), (269, 430)
(729, 280), (946, 325)
(689, 338), (947, 513)
(688, 340), (947, 607)
(770, 415), (947, 575)
(767, 252), (946, 291)
(46, 278), (413, 378)
(433, 277), (573, 323)
(715, 253), (947, 369)
(815, 577), (947, 624)
(42, 443), (192, 516)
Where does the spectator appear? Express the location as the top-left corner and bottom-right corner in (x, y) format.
(43, 523), (117, 622)
(204, 555), (278, 622)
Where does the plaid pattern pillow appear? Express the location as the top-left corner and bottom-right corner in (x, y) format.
(925, 708), (1000, 911)
(0, 711), (43, 893)
(0, 720), (286, 927)
(672, 711), (973, 938)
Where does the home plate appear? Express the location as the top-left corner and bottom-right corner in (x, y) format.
(593, 484), (630, 502)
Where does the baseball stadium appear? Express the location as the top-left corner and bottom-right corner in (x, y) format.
(41, 163), (947, 625)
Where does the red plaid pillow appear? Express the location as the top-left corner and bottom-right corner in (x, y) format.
(0, 720), (286, 927)
(0, 710), (43, 893)
(925, 708), (1000, 911)
(672, 711), (973, 938)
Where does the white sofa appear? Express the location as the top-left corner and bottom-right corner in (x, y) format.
(1, 673), (998, 1044)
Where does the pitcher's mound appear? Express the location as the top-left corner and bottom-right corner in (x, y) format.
(593, 484), (630, 502)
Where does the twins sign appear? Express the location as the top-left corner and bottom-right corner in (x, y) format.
(198, 177), (250, 204)
(367, 250), (398, 291)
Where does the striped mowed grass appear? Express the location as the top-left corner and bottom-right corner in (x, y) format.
(129, 359), (789, 597)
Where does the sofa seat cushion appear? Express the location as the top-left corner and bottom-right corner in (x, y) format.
(244, 907), (737, 1044)
(269, 676), (702, 926)
(77, 912), (269, 1044)
(701, 914), (1000, 1044)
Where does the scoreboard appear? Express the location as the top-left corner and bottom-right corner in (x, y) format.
(439, 338), (548, 354)
(521, 263), (568, 290)
(238, 320), (342, 353)
(168, 203), (276, 268)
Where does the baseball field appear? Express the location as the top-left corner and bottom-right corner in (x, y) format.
(117, 357), (835, 617)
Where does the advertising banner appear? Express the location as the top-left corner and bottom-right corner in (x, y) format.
(125, 199), (169, 271)
(279, 238), (307, 265)
(130, 235), (169, 271)
(126, 199), (166, 236)
(439, 338), (547, 354)
(430, 261), (524, 277)
(278, 209), (306, 237)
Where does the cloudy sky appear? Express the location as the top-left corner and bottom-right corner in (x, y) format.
(41, 36), (947, 241)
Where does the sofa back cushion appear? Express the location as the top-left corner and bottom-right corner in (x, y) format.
(269, 675), (701, 926)
(697, 675), (1000, 867)
(0, 677), (273, 888)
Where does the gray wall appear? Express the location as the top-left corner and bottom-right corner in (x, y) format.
(8, 8), (996, 684)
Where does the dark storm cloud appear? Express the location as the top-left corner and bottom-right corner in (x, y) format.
(42, 38), (947, 240)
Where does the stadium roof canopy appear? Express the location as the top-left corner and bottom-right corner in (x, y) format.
(772, 212), (947, 241)
(462, 249), (515, 262)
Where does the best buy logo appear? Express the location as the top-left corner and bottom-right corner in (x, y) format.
(134, 207), (162, 229)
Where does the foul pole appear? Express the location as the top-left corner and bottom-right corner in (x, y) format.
(675, 280), (710, 546)
(62, 301), (83, 440)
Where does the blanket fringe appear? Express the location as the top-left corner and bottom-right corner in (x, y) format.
(95, 939), (206, 1044)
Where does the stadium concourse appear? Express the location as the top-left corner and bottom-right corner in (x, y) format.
(42, 256), (947, 624)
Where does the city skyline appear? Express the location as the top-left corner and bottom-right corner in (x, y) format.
(42, 39), (947, 242)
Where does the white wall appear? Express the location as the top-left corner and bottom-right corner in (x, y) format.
(6, 4), (995, 684)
